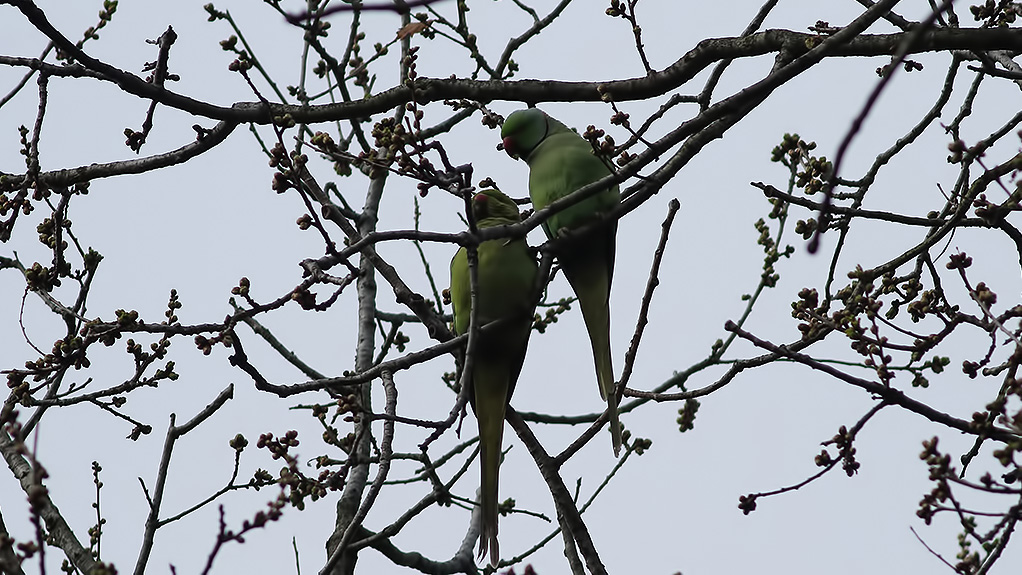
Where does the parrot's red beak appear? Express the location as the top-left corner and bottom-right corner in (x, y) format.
(502, 136), (519, 160)
(472, 193), (489, 219)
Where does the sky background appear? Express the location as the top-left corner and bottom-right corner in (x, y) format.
(2, 1), (1021, 574)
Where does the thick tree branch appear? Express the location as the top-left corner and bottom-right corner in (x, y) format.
(0, 431), (96, 573)
(505, 409), (607, 575)
(5, 0), (1022, 126)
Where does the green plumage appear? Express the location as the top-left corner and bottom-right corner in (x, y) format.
(501, 108), (623, 457)
(449, 188), (538, 566)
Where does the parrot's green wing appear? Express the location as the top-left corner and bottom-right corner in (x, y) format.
(502, 108), (623, 457)
(449, 188), (538, 566)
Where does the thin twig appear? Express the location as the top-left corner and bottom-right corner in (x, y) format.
(618, 198), (680, 391)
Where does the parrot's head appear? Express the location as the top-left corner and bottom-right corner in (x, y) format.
(500, 108), (548, 161)
(472, 188), (522, 226)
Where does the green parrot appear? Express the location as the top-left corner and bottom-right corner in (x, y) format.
(449, 188), (538, 566)
(500, 108), (623, 457)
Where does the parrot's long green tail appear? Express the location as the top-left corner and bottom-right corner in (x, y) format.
(474, 360), (509, 566)
(563, 254), (622, 457)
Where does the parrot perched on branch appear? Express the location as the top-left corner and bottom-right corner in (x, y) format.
(500, 108), (623, 457)
(449, 188), (538, 566)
